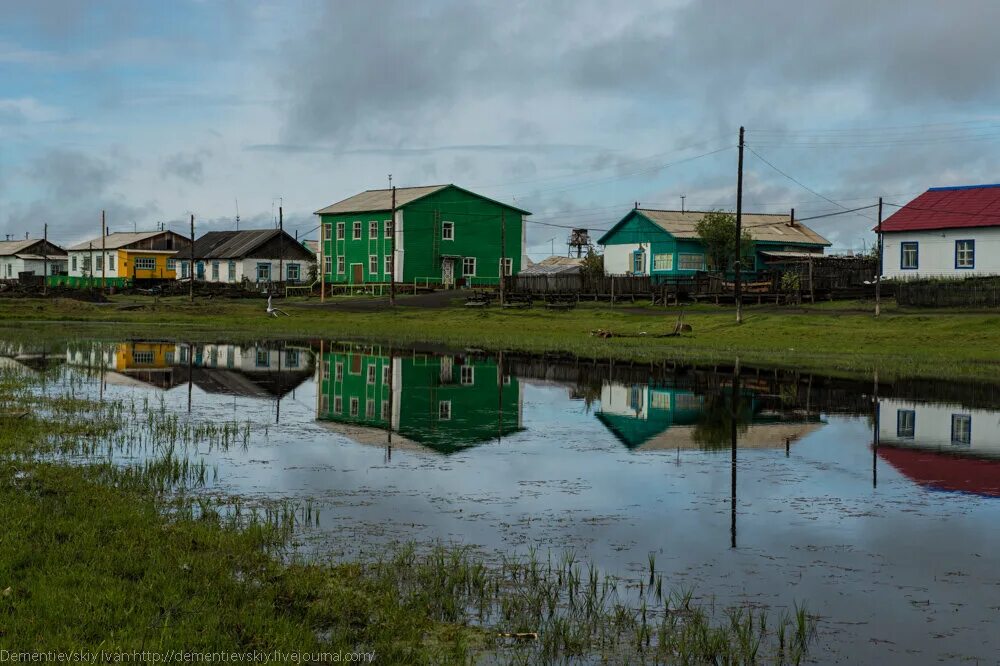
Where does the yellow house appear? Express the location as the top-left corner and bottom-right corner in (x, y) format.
(67, 230), (191, 282)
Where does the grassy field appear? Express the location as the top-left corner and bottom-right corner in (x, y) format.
(1, 294), (998, 382)
(0, 361), (815, 662)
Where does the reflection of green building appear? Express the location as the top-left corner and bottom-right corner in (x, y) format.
(317, 347), (522, 453)
(596, 382), (821, 450)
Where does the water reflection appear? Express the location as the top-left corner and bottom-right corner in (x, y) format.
(315, 344), (523, 454)
(6, 337), (1000, 662)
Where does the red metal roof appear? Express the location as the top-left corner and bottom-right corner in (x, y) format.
(879, 184), (1000, 232)
(878, 446), (1000, 498)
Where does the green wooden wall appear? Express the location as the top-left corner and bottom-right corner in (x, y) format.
(318, 186), (524, 286)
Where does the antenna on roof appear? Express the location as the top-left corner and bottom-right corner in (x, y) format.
(235, 198), (240, 231)
(681, 195), (686, 214)
(634, 201), (639, 210)
(388, 174), (392, 189)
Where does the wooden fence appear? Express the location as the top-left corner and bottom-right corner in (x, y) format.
(896, 277), (1000, 308)
(505, 274), (654, 299)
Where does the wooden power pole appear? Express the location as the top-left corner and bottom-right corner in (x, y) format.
(42, 222), (48, 296)
(278, 205), (284, 291)
(389, 186), (396, 305)
(101, 210), (107, 293)
(189, 214), (195, 303)
(875, 197), (883, 318)
(499, 209), (506, 306)
(735, 126), (745, 325)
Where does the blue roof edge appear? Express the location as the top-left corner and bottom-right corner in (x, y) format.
(928, 183), (1000, 191)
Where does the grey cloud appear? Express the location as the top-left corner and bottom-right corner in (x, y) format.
(161, 150), (210, 184)
(28, 149), (117, 200)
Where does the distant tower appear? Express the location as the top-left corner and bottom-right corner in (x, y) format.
(568, 228), (591, 258)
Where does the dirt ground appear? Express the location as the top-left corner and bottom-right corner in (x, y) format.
(293, 289), (473, 312)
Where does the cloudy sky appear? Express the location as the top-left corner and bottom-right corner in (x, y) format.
(2, 0), (999, 256)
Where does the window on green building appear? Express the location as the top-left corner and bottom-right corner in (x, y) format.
(369, 254), (379, 274)
(336, 256), (344, 274)
(353, 221), (362, 240)
(653, 253), (673, 270)
(463, 257), (476, 276)
(442, 221), (454, 240)
(335, 222), (343, 240)
(384, 220), (393, 238)
(369, 221), (378, 239)
(678, 254), (705, 271)
(500, 257), (513, 276)
(631, 250), (645, 274)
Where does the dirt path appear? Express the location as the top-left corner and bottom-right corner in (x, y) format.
(292, 289), (475, 312)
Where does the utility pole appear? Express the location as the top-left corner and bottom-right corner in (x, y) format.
(42, 222), (48, 296)
(189, 214), (195, 303)
(101, 210), (107, 294)
(735, 126), (745, 325)
(500, 209), (506, 306)
(875, 197), (883, 318)
(389, 185), (397, 306)
(319, 217), (326, 303)
(278, 205), (284, 290)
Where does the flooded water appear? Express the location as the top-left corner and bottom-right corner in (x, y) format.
(5, 337), (1000, 663)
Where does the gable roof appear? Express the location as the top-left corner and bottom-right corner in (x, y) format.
(67, 231), (176, 252)
(0, 238), (64, 257)
(190, 229), (306, 259)
(314, 184), (531, 216)
(879, 184), (1000, 233)
(598, 209), (830, 246)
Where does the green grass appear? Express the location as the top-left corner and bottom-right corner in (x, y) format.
(0, 364), (819, 662)
(2, 295), (999, 382)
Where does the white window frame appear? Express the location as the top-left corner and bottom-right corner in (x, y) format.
(384, 220), (393, 239)
(462, 257), (476, 277)
(349, 397), (359, 417)
(369, 254), (379, 275)
(499, 257), (513, 276)
(955, 240), (974, 269)
(335, 362), (343, 382)
(135, 257), (156, 271)
(677, 253), (705, 271)
(901, 242), (918, 270)
(442, 221), (455, 240)
(369, 221), (378, 239)
(335, 222), (344, 240)
(353, 221), (362, 240)
(324, 255), (333, 275)
(460, 365), (474, 385)
(653, 253), (674, 271)
(333, 396), (343, 414)
(438, 400), (452, 420)
(384, 254), (393, 276)
(337, 256), (345, 274)
(367, 364), (377, 384)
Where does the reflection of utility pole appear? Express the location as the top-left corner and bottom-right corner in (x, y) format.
(386, 345), (393, 462)
(187, 342), (193, 413)
(275, 343), (282, 425)
(730, 357), (740, 549)
(873, 370), (879, 489)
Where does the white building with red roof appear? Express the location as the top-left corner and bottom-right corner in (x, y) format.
(880, 184), (1000, 279)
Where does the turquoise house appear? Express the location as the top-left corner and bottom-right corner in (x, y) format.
(597, 209), (830, 281)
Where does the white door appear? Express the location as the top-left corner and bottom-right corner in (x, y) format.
(442, 258), (454, 287)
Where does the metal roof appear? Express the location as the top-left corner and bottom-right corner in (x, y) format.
(314, 184), (531, 216)
(618, 209), (830, 246)
(520, 256), (585, 275)
(0, 239), (65, 256)
(315, 185), (449, 215)
(880, 184), (1000, 233)
(68, 231), (172, 251)
(191, 230), (282, 259)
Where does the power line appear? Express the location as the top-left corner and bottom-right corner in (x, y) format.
(745, 145), (876, 222)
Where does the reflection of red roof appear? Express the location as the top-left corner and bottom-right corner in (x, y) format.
(879, 184), (1000, 232)
(878, 446), (1000, 497)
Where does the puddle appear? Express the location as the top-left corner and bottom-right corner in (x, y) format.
(5, 338), (1000, 663)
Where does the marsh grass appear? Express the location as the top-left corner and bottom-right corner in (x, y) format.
(0, 363), (818, 663)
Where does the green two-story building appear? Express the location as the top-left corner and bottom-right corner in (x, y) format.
(314, 184), (530, 288)
(597, 209), (829, 281)
(316, 345), (522, 454)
